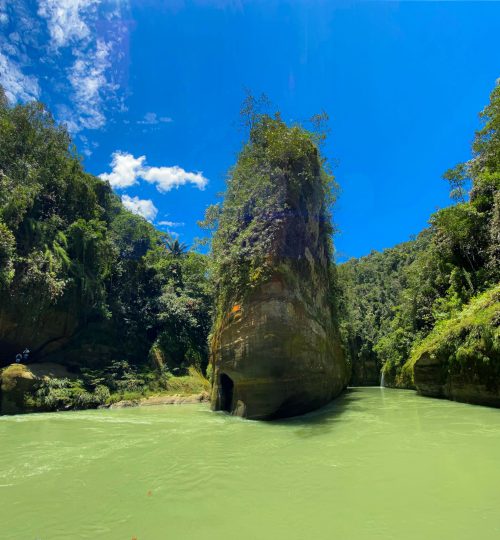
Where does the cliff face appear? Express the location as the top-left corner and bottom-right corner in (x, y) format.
(0, 300), (79, 362)
(211, 273), (348, 420)
(0, 296), (133, 368)
(413, 352), (500, 406)
(210, 116), (348, 419)
(349, 347), (380, 386)
(408, 285), (500, 407)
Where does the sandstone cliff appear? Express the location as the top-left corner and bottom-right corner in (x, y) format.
(209, 114), (349, 419)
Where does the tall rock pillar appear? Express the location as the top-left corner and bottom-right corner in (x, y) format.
(209, 114), (349, 419)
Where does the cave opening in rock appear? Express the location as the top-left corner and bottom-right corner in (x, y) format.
(219, 373), (234, 412)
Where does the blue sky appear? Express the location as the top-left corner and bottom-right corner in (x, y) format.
(1, 1), (500, 260)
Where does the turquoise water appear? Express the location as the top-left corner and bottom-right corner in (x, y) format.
(1, 387), (500, 540)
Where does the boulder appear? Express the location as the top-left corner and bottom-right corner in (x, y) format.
(0, 362), (75, 414)
(0, 364), (37, 414)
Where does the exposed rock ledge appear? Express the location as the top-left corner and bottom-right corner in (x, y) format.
(108, 392), (209, 409)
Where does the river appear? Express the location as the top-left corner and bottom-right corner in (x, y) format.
(1, 387), (499, 540)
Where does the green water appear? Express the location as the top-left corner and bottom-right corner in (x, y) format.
(1, 388), (500, 540)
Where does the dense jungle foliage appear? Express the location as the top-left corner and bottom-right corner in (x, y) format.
(340, 80), (500, 386)
(0, 88), (212, 409)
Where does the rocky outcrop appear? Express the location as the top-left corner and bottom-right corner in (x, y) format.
(211, 276), (348, 419)
(413, 351), (500, 407)
(0, 304), (143, 373)
(410, 284), (500, 407)
(0, 362), (75, 414)
(209, 117), (349, 419)
(0, 302), (79, 364)
(109, 392), (209, 409)
(0, 364), (37, 414)
(349, 346), (380, 386)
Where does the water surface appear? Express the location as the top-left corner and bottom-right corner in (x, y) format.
(1, 388), (500, 540)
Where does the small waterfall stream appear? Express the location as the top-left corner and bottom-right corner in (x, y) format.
(380, 370), (386, 388)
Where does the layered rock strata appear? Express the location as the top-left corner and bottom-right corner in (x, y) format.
(210, 118), (349, 419)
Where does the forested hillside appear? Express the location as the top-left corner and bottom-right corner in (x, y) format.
(341, 80), (500, 399)
(0, 89), (212, 412)
(337, 233), (430, 385)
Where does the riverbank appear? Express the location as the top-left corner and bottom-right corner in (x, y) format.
(108, 391), (209, 408)
(0, 362), (210, 415)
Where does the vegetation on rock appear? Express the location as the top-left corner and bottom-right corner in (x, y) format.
(206, 104), (338, 332)
(207, 102), (348, 419)
(406, 285), (500, 403)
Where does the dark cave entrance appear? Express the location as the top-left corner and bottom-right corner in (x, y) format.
(219, 373), (234, 412)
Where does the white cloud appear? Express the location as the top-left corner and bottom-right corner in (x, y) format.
(142, 165), (208, 193)
(121, 195), (158, 222)
(37, 0), (99, 50)
(158, 221), (185, 227)
(0, 0), (8, 25)
(0, 50), (40, 102)
(99, 151), (146, 189)
(138, 112), (173, 125)
(34, 0), (129, 132)
(66, 39), (111, 131)
(99, 152), (208, 193)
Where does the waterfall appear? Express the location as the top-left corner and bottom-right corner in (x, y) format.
(380, 370), (386, 388)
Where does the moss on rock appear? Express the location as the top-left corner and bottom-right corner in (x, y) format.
(401, 284), (500, 406)
(0, 364), (36, 414)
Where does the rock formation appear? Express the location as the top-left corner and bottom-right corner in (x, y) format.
(413, 352), (500, 406)
(349, 346), (380, 386)
(410, 284), (500, 407)
(209, 115), (349, 419)
(0, 364), (37, 414)
(0, 362), (75, 414)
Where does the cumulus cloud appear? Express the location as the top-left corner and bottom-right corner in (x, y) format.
(99, 152), (208, 192)
(0, 50), (40, 102)
(142, 165), (208, 193)
(138, 112), (173, 125)
(0, 5), (7, 25)
(121, 195), (158, 222)
(0, 0), (8, 25)
(99, 151), (146, 189)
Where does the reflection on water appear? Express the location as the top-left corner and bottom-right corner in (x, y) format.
(1, 388), (500, 540)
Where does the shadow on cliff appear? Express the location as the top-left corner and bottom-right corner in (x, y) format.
(270, 388), (363, 437)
